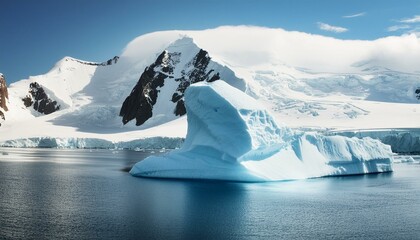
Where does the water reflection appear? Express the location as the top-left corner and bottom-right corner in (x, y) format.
(181, 181), (248, 239)
(117, 177), (250, 239)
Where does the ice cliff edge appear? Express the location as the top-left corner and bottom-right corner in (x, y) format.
(130, 81), (393, 182)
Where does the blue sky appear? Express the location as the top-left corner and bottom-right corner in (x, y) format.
(1, 0), (420, 83)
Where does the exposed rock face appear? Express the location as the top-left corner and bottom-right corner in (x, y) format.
(0, 74), (8, 111)
(171, 49), (221, 116)
(416, 87), (420, 100)
(0, 74), (8, 124)
(22, 82), (60, 115)
(119, 42), (231, 126)
(119, 51), (171, 126)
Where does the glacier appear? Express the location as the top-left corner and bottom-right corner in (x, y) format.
(0, 137), (183, 150)
(329, 129), (420, 154)
(130, 81), (393, 182)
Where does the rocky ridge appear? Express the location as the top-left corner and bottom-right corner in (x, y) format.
(0, 74), (8, 124)
(119, 37), (244, 126)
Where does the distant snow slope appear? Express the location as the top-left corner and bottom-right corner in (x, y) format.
(0, 26), (419, 148)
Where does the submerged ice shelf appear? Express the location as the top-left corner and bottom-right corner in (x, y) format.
(130, 81), (393, 182)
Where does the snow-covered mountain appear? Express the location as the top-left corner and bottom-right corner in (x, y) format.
(0, 26), (419, 149)
(119, 37), (245, 127)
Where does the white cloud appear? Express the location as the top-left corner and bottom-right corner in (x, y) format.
(387, 24), (411, 32)
(406, 26), (420, 35)
(399, 15), (420, 23)
(317, 22), (348, 33)
(178, 26), (420, 74)
(343, 12), (366, 18)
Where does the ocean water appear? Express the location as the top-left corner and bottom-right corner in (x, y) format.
(0, 148), (419, 240)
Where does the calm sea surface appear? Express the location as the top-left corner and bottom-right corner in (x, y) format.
(0, 148), (419, 240)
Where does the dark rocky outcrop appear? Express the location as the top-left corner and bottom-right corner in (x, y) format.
(416, 87), (420, 100)
(170, 49), (220, 115)
(0, 74), (8, 111)
(68, 56), (119, 66)
(119, 51), (169, 126)
(22, 82), (60, 115)
(106, 56), (119, 66)
(120, 47), (221, 126)
(0, 74), (8, 125)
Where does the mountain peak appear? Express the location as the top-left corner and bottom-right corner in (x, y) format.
(119, 37), (245, 127)
(168, 36), (194, 47)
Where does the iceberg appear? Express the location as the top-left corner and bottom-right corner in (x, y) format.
(130, 81), (393, 182)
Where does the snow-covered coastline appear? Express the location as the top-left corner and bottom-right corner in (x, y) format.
(1, 128), (419, 155)
(0, 26), (419, 151)
(0, 136), (183, 150)
(329, 128), (420, 154)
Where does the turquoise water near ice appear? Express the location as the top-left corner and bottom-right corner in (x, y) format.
(0, 148), (419, 239)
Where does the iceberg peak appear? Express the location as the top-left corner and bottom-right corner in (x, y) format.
(183, 81), (287, 161)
